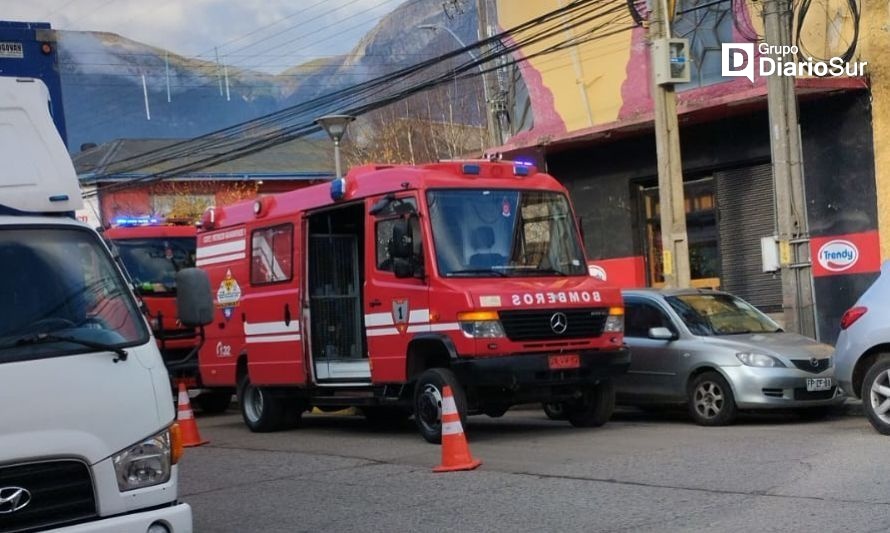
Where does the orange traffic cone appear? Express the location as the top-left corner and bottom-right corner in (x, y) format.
(433, 386), (481, 473)
(176, 381), (208, 447)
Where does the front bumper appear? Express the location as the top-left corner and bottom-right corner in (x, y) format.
(451, 348), (630, 390)
(722, 365), (846, 409)
(52, 502), (192, 533)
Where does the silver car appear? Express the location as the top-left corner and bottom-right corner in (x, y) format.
(834, 261), (890, 435)
(616, 289), (843, 426)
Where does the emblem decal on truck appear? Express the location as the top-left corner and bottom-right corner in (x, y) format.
(392, 300), (409, 332)
(216, 269), (242, 320)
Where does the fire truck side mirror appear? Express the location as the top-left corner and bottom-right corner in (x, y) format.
(390, 218), (414, 259)
(176, 268), (214, 327)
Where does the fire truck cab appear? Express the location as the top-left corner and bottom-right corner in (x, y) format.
(193, 160), (629, 442)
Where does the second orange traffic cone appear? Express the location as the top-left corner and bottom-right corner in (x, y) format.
(176, 381), (209, 447)
(433, 386), (481, 473)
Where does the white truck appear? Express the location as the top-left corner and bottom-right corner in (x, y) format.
(0, 77), (194, 532)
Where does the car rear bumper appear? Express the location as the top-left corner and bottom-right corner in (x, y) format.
(723, 366), (846, 408)
(51, 502), (192, 533)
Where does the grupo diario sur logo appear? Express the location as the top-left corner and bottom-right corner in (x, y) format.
(721, 42), (867, 82)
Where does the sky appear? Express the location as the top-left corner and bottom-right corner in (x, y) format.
(0, 0), (402, 72)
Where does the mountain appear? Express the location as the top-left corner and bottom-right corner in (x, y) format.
(57, 0), (481, 154)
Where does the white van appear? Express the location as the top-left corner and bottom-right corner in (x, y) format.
(0, 77), (192, 532)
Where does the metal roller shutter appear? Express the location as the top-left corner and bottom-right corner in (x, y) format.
(715, 164), (783, 312)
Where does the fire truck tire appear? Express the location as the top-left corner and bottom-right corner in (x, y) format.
(567, 380), (616, 428)
(237, 374), (289, 432)
(194, 391), (233, 414)
(413, 368), (467, 444)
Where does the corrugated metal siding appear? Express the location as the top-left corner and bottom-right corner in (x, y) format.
(715, 164), (783, 311)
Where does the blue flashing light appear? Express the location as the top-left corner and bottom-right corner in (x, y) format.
(330, 177), (347, 201)
(462, 163), (481, 175)
(513, 164), (530, 177)
(115, 216), (159, 226)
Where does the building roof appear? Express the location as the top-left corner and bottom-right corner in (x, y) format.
(75, 137), (335, 183)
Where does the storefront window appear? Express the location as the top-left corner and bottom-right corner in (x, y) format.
(640, 177), (720, 287)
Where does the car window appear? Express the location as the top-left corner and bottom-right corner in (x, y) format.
(625, 301), (674, 338)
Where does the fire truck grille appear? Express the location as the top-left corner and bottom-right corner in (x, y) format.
(0, 460), (96, 533)
(499, 308), (608, 341)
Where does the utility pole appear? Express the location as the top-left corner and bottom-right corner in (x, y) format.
(650, 0), (691, 288)
(762, 0), (817, 336)
(475, 0), (504, 147)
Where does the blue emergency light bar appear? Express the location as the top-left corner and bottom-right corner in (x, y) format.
(462, 163), (481, 175)
(115, 216), (159, 226)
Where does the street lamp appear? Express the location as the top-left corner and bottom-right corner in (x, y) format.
(315, 114), (355, 179)
(418, 24), (500, 147)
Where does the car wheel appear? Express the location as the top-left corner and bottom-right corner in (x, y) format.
(687, 371), (737, 426)
(862, 357), (890, 435)
(567, 381), (615, 428)
(238, 374), (295, 432)
(542, 402), (567, 420)
(194, 391), (233, 414)
(413, 368), (467, 444)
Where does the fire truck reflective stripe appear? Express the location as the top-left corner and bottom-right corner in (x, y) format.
(365, 327), (400, 337)
(196, 239), (246, 259)
(364, 312), (394, 327)
(428, 322), (460, 332)
(441, 421), (463, 436)
(244, 321), (300, 335)
(409, 309), (430, 323)
(196, 252), (247, 267)
(245, 334), (301, 344)
(442, 395), (457, 414)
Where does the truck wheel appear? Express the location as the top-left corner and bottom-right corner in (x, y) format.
(413, 368), (467, 444)
(237, 374), (290, 432)
(862, 357), (890, 435)
(567, 381), (615, 428)
(194, 391), (233, 414)
(687, 371), (737, 426)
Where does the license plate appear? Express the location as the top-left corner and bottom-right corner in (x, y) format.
(549, 354), (580, 370)
(806, 377), (832, 391)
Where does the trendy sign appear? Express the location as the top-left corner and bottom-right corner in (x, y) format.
(810, 231), (881, 278)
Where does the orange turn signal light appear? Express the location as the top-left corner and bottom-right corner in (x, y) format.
(457, 310), (499, 321)
(170, 422), (184, 465)
(608, 306), (624, 316)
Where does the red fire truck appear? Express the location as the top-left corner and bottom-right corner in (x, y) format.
(193, 160), (629, 442)
(105, 221), (234, 413)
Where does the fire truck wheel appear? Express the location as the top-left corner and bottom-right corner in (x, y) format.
(194, 391), (233, 414)
(413, 368), (467, 444)
(567, 380), (616, 428)
(237, 374), (289, 432)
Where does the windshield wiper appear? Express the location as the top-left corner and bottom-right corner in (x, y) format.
(721, 329), (753, 335)
(13, 333), (128, 361)
(509, 267), (569, 276)
(447, 269), (506, 277)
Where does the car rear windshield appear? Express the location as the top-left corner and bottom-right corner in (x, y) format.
(0, 227), (149, 362)
(115, 237), (196, 294)
(665, 293), (781, 336)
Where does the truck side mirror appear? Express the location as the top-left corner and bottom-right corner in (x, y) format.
(393, 258), (414, 279)
(176, 268), (214, 327)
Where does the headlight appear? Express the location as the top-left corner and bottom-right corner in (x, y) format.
(457, 311), (505, 338)
(604, 307), (624, 333)
(736, 352), (785, 368)
(113, 424), (180, 491)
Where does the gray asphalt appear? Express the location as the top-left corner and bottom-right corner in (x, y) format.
(179, 407), (890, 532)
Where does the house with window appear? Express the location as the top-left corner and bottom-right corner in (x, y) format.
(74, 138), (335, 225)
(489, 0), (887, 342)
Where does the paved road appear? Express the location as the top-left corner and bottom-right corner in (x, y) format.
(179, 408), (889, 532)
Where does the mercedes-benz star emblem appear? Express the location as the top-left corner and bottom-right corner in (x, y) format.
(550, 312), (568, 335)
(0, 487), (32, 514)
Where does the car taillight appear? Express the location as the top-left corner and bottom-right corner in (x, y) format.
(840, 306), (867, 330)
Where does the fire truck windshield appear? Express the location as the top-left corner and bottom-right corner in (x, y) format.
(427, 189), (587, 277)
(115, 237), (196, 295)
